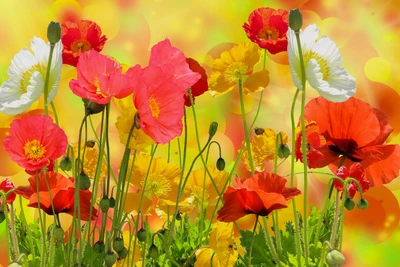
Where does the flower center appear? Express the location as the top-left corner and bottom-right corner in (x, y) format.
(24, 139), (46, 160)
(258, 27), (279, 40)
(224, 62), (248, 83)
(20, 63), (47, 94)
(304, 52), (330, 80)
(190, 185), (209, 207)
(71, 39), (92, 53)
(149, 95), (160, 119)
(142, 173), (171, 198)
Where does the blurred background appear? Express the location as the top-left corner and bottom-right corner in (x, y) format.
(0, 0), (399, 266)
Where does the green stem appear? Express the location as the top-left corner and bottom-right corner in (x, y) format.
(248, 215), (259, 266)
(262, 217), (282, 267)
(330, 190), (341, 248)
(9, 203), (20, 260)
(43, 44), (55, 115)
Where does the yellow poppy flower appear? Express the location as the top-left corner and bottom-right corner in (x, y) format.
(241, 128), (288, 172)
(114, 96), (154, 151)
(209, 42), (269, 96)
(195, 222), (238, 267)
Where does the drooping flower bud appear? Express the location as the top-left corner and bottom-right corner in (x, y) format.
(100, 196), (110, 213)
(176, 211), (182, 221)
(277, 144), (291, 159)
(357, 198), (369, 210)
(209, 122), (218, 138)
(216, 157), (226, 171)
(113, 237), (124, 252)
(136, 228), (147, 242)
(0, 211), (6, 224)
(118, 247), (128, 259)
(149, 244), (159, 260)
(86, 140), (96, 148)
(325, 249), (346, 267)
(109, 196), (116, 208)
(79, 172), (91, 190)
(83, 99), (106, 116)
(60, 156), (72, 172)
(344, 197), (355, 211)
(54, 225), (64, 241)
(47, 21), (61, 44)
(289, 9), (303, 32)
(134, 112), (141, 129)
(93, 240), (105, 253)
(104, 251), (117, 267)
(254, 127), (265, 135)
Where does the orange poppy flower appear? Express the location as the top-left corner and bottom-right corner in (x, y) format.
(15, 172), (97, 221)
(217, 172), (301, 222)
(300, 96), (400, 186)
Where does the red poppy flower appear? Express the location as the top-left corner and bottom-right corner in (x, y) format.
(2, 115), (67, 172)
(300, 96), (400, 186)
(334, 163), (370, 198)
(217, 172), (301, 222)
(15, 172), (97, 221)
(61, 20), (107, 67)
(184, 58), (208, 107)
(0, 178), (16, 206)
(69, 50), (135, 104)
(243, 7), (289, 54)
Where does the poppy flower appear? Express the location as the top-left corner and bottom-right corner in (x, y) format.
(0, 37), (62, 115)
(69, 50), (135, 104)
(14, 172), (97, 221)
(299, 96), (400, 186)
(184, 58), (208, 106)
(334, 163), (370, 199)
(287, 24), (355, 102)
(217, 172), (301, 222)
(61, 20), (107, 67)
(195, 222), (238, 267)
(0, 178), (16, 206)
(243, 7), (289, 54)
(2, 115), (68, 172)
(208, 42), (269, 96)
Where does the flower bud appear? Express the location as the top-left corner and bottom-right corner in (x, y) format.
(216, 157), (225, 171)
(113, 237), (124, 252)
(109, 196), (116, 208)
(118, 247), (128, 259)
(344, 197), (355, 211)
(54, 225), (64, 241)
(8, 263), (22, 267)
(134, 112), (141, 129)
(136, 228), (147, 242)
(60, 156), (72, 172)
(149, 244), (159, 259)
(86, 140), (96, 148)
(47, 21), (61, 44)
(79, 172), (91, 190)
(0, 211), (5, 224)
(176, 211), (182, 221)
(100, 197), (110, 213)
(357, 198), (369, 210)
(105, 251), (117, 267)
(208, 122), (218, 138)
(93, 240), (105, 253)
(325, 249), (346, 267)
(277, 144), (291, 159)
(83, 99), (106, 116)
(254, 127), (265, 135)
(289, 9), (303, 32)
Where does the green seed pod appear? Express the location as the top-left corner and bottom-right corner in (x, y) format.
(149, 244), (159, 260)
(277, 144), (291, 159)
(100, 197), (110, 213)
(289, 9), (303, 32)
(176, 212), (182, 221)
(208, 122), (218, 138)
(47, 21), (61, 44)
(357, 198), (369, 210)
(86, 140), (96, 148)
(216, 157), (225, 171)
(104, 251), (117, 267)
(54, 226), (64, 241)
(254, 127), (265, 135)
(0, 212), (5, 224)
(113, 237), (124, 252)
(344, 197), (355, 211)
(118, 247), (128, 259)
(60, 156), (72, 172)
(93, 240), (105, 253)
(109, 196), (116, 208)
(325, 249), (346, 267)
(136, 228), (147, 242)
(79, 172), (91, 190)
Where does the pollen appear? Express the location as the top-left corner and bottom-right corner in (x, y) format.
(71, 39), (92, 53)
(24, 139), (46, 160)
(258, 27), (279, 40)
(149, 95), (160, 119)
(20, 63), (46, 94)
(142, 173), (171, 198)
(224, 62), (248, 83)
(304, 52), (330, 80)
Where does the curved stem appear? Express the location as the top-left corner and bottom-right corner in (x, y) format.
(43, 44), (55, 115)
(248, 215), (259, 266)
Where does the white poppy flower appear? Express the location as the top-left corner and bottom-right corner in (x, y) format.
(0, 37), (62, 115)
(287, 24), (355, 102)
